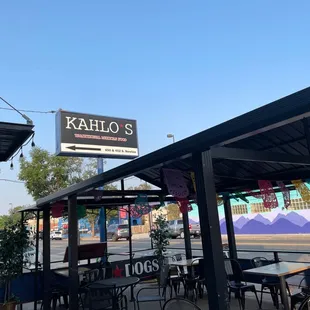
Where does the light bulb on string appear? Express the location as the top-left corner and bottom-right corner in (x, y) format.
(31, 135), (35, 147)
(20, 147), (24, 158)
(10, 160), (14, 170)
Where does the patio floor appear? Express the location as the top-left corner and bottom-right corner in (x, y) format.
(20, 283), (284, 310)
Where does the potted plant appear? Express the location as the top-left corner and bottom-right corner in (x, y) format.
(0, 219), (31, 310)
(150, 214), (170, 265)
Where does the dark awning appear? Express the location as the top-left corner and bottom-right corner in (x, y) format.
(0, 122), (34, 162)
(36, 86), (310, 206)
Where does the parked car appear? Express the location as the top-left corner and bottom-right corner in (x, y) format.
(23, 246), (43, 270)
(50, 231), (63, 240)
(107, 224), (130, 241)
(168, 219), (201, 239)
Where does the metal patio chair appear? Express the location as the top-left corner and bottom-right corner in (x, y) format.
(168, 254), (187, 297)
(291, 275), (310, 310)
(82, 284), (127, 310)
(225, 258), (260, 310)
(298, 295), (310, 310)
(191, 259), (205, 299)
(163, 298), (202, 310)
(79, 269), (100, 308)
(136, 264), (170, 310)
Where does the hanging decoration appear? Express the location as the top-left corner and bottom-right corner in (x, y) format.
(176, 197), (192, 213)
(216, 194), (223, 206)
(119, 206), (127, 219)
(276, 181), (290, 209)
(190, 172), (196, 193)
(163, 168), (189, 198)
(77, 205), (86, 219)
(234, 193), (249, 204)
(246, 189), (262, 199)
(51, 201), (64, 218)
(131, 194), (151, 218)
(258, 180), (278, 209)
(8, 132), (36, 170)
(291, 180), (310, 203)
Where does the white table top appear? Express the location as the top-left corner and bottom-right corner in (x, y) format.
(244, 262), (310, 277)
(170, 258), (203, 267)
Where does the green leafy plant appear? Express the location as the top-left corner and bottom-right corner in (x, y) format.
(0, 219), (31, 304)
(150, 214), (170, 265)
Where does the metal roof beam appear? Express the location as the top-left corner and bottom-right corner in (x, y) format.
(212, 147), (310, 165)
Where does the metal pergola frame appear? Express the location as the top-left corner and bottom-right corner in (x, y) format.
(0, 121), (34, 162)
(26, 86), (310, 310)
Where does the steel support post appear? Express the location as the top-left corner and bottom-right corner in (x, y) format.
(128, 205), (135, 301)
(223, 195), (237, 260)
(193, 151), (230, 310)
(42, 206), (51, 310)
(68, 194), (79, 310)
(182, 211), (192, 259)
(34, 210), (40, 310)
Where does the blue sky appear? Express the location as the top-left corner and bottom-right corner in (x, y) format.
(1, 1), (310, 214)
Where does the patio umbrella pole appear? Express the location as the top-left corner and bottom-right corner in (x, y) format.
(128, 204), (135, 301)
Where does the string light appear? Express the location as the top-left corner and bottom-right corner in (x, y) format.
(31, 135), (35, 147)
(8, 132), (35, 168)
(19, 147), (24, 158)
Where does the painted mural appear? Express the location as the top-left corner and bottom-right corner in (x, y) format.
(219, 210), (310, 234)
(187, 189), (310, 235)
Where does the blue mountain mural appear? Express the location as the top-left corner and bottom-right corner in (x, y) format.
(253, 214), (271, 225)
(219, 211), (310, 235)
(238, 220), (268, 234)
(301, 222), (310, 233)
(234, 216), (249, 229)
(220, 222), (240, 234)
(272, 212), (308, 227)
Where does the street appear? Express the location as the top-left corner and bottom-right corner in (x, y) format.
(43, 234), (310, 269)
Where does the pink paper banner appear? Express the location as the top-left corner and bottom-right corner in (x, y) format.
(258, 180), (278, 209)
(163, 168), (189, 198)
(131, 194), (151, 218)
(245, 189), (262, 199)
(51, 202), (64, 218)
(276, 181), (290, 209)
(176, 197), (192, 213)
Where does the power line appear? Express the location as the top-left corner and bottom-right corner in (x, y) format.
(0, 178), (25, 184)
(0, 106), (56, 114)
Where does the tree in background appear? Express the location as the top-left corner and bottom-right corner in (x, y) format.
(166, 204), (180, 220)
(0, 206), (24, 230)
(127, 182), (152, 190)
(19, 147), (85, 200)
(18, 147), (118, 236)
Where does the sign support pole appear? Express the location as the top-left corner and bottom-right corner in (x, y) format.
(98, 158), (107, 262)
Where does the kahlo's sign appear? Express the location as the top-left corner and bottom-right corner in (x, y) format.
(56, 110), (139, 158)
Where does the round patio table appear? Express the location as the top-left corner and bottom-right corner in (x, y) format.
(90, 276), (140, 309)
